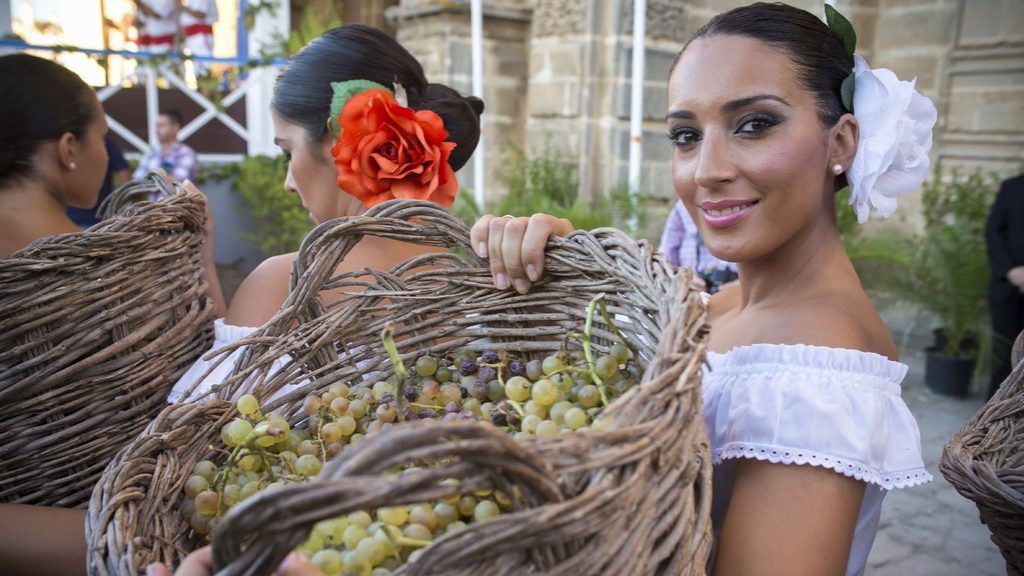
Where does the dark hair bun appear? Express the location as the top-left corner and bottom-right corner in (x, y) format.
(417, 83), (484, 172)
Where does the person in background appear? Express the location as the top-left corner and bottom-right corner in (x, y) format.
(134, 0), (178, 54)
(985, 173), (1024, 398)
(660, 198), (737, 293)
(133, 109), (199, 188)
(66, 134), (132, 229)
(179, 0), (218, 77)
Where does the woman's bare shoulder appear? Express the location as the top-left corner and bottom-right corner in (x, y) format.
(224, 252), (297, 327)
(772, 295), (898, 360)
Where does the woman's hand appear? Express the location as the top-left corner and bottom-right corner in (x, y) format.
(470, 214), (573, 294)
(146, 547), (323, 576)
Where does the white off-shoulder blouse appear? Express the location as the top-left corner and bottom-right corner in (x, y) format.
(167, 319), (296, 403)
(703, 343), (931, 576)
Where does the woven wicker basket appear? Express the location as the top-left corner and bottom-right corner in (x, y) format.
(940, 329), (1024, 574)
(0, 173), (215, 507)
(87, 200), (712, 575)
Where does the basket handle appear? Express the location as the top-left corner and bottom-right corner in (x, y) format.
(206, 200), (474, 401)
(211, 420), (565, 576)
(271, 199), (472, 337)
(97, 171), (182, 220)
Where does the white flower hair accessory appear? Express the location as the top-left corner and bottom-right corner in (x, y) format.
(825, 5), (938, 223)
(846, 56), (937, 223)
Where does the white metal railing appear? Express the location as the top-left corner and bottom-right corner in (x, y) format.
(1, 39), (284, 162)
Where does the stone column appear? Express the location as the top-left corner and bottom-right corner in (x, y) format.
(388, 0), (533, 205)
(343, 0), (399, 35)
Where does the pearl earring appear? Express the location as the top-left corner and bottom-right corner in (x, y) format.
(69, 162), (77, 171)
(832, 163), (843, 175)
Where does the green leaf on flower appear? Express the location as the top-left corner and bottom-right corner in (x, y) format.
(329, 79), (390, 134)
(841, 73), (856, 114)
(825, 4), (857, 56)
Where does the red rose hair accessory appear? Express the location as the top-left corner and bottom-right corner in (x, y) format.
(329, 82), (458, 209)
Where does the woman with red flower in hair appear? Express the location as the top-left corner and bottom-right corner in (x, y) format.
(166, 24), (483, 403)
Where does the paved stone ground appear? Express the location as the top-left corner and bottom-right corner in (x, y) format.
(867, 306), (1007, 575)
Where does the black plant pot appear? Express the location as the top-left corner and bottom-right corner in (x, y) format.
(925, 350), (975, 397)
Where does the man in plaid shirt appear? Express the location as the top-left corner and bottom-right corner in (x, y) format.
(659, 200), (737, 291)
(133, 109), (198, 189)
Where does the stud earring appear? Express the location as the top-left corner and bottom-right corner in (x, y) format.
(69, 162), (77, 171)
(832, 163), (843, 175)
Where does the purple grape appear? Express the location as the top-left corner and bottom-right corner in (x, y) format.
(459, 410), (476, 420)
(418, 408), (439, 420)
(459, 386), (470, 399)
(507, 360), (526, 377)
(404, 406), (419, 420)
(477, 365), (497, 382)
(459, 359), (478, 376)
(468, 380), (489, 401)
(402, 386), (418, 402)
(445, 401), (461, 414)
(480, 350), (499, 364)
(490, 412), (508, 426)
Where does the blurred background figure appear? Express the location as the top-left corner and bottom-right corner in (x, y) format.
(180, 0), (218, 77)
(985, 173), (1024, 398)
(133, 109), (198, 192)
(66, 134), (131, 229)
(134, 0), (177, 54)
(659, 199), (737, 293)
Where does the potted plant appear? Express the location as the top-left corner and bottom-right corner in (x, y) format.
(903, 166), (998, 396)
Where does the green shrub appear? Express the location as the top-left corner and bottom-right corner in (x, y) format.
(232, 155), (314, 256)
(493, 140), (650, 237)
(847, 165), (1000, 358)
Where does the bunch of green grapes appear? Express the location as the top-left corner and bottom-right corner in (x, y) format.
(397, 341), (638, 438)
(182, 391), (514, 575)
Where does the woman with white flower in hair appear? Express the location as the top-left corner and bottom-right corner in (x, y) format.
(472, 3), (936, 574)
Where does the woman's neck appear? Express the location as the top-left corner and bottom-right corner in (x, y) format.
(734, 212), (856, 311)
(0, 181), (79, 258)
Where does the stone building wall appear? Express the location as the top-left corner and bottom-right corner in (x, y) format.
(388, 0), (533, 205)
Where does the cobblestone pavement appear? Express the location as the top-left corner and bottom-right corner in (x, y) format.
(867, 345), (1006, 575)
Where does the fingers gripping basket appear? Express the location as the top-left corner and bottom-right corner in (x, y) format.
(940, 329), (1024, 574)
(88, 200), (712, 575)
(0, 174), (216, 507)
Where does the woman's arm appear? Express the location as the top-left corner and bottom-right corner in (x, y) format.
(0, 504), (86, 576)
(713, 460), (865, 576)
(184, 182), (228, 318)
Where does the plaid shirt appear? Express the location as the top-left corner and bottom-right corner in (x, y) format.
(659, 201), (736, 273)
(133, 142), (199, 184)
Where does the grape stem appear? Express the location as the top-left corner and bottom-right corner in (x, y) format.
(506, 399), (526, 418)
(597, 299), (638, 362)
(380, 322), (407, 421)
(583, 294), (610, 406)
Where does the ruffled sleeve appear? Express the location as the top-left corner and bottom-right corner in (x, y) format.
(166, 319), (295, 404)
(702, 343), (932, 489)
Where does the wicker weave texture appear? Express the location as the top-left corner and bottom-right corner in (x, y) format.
(87, 200), (712, 575)
(940, 329), (1024, 575)
(0, 174), (216, 507)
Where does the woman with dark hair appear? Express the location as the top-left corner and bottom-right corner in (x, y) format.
(168, 23), (484, 402)
(0, 53), (109, 256)
(0, 53), (225, 575)
(473, 3), (934, 574)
